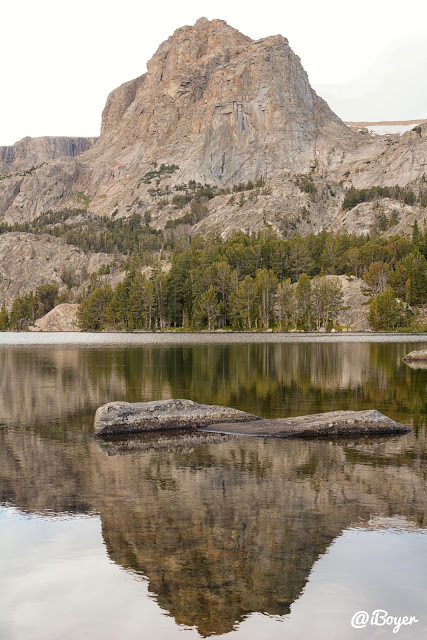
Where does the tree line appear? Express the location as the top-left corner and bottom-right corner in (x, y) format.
(0, 284), (58, 331)
(77, 269), (344, 332)
(1, 226), (427, 332)
(78, 225), (427, 331)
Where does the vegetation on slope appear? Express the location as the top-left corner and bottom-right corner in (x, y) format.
(1, 212), (426, 333)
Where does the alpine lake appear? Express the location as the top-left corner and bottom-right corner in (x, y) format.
(1, 332), (426, 640)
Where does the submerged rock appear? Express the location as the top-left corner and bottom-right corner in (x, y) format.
(403, 350), (427, 366)
(200, 410), (411, 438)
(94, 399), (259, 437)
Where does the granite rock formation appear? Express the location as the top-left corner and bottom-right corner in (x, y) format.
(95, 400), (409, 438)
(0, 136), (97, 173)
(0, 232), (115, 306)
(0, 18), (426, 236)
(31, 303), (81, 332)
(201, 409), (410, 437)
(94, 399), (260, 436)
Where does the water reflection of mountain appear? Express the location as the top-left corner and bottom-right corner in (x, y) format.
(2, 427), (427, 634)
(0, 342), (426, 635)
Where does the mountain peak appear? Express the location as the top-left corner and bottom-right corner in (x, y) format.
(147, 17), (251, 75)
(99, 16), (348, 184)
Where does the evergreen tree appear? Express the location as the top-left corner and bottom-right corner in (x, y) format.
(288, 237), (314, 281)
(276, 280), (295, 330)
(128, 272), (148, 329)
(0, 302), (9, 331)
(213, 260), (233, 326)
(77, 285), (112, 330)
(166, 249), (193, 327)
(152, 266), (167, 329)
(311, 276), (343, 330)
(391, 251), (427, 305)
(254, 269), (278, 329)
(363, 262), (390, 294)
(229, 276), (256, 329)
(34, 283), (59, 316)
(295, 273), (313, 330)
(368, 286), (406, 330)
(412, 220), (421, 248)
(9, 292), (36, 330)
(195, 285), (221, 330)
(344, 246), (363, 277)
(106, 281), (129, 329)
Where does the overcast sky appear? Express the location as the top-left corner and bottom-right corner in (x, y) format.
(2, 0), (426, 146)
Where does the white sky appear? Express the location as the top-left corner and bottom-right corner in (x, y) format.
(1, 0), (427, 146)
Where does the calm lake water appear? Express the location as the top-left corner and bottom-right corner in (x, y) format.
(1, 333), (427, 639)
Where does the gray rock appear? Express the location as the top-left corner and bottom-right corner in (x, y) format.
(403, 350), (427, 364)
(94, 399), (260, 437)
(31, 303), (80, 332)
(94, 401), (410, 439)
(0, 136), (97, 174)
(199, 409), (411, 438)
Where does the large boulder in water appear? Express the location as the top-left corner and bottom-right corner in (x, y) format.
(94, 399), (259, 437)
(94, 400), (410, 439)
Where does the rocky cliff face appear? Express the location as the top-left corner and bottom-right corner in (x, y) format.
(97, 18), (350, 183)
(0, 18), (425, 234)
(0, 136), (97, 173)
(0, 17), (353, 226)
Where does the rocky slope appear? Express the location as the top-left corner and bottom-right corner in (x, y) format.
(0, 232), (116, 306)
(1, 17), (425, 234)
(327, 275), (370, 331)
(0, 13), (425, 321)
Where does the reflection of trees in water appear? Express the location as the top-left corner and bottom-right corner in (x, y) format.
(0, 342), (425, 430)
(366, 343), (427, 429)
(160, 342), (426, 425)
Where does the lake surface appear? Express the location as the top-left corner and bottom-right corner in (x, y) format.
(1, 334), (427, 639)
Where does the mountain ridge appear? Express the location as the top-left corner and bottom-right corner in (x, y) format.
(0, 18), (426, 237)
(0, 136), (97, 173)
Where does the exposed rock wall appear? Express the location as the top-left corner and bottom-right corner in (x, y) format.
(0, 18), (425, 237)
(0, 18), (353, 225)
(0, 136), (97, 173)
